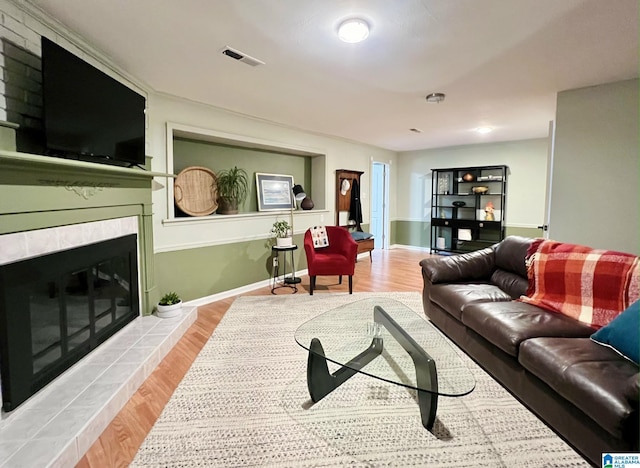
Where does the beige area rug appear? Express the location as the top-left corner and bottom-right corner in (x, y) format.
(131, 292), (588, 467)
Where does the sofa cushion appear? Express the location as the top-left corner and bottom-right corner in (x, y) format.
(591, 300), (640, 364)
(461, 301), (594, 357)
(493, 235), (532, 278)
(420, 247), (495, 284)
(429, 283), (512, 320)
(519, 337), (639, 438)
(490, 269), (529, 299)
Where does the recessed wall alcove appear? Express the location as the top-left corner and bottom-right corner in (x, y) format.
(165, 122), (327, 223)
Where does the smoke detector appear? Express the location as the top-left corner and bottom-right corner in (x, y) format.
(426, 93), (445, 103)
(221, 46), (265, 67)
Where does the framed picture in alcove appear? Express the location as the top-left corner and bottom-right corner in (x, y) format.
(256, 173), (295, 211)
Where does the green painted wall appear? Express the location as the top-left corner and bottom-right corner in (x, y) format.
(173, 138), (312, 214)
(394, 220), (430, 248)
(505, 226), (544, 238)
(155, 233), (308, 301)
(392, 219), (542, 249)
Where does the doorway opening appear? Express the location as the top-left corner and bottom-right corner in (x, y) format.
(371, 162), (390, 249)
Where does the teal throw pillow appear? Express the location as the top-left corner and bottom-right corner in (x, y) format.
(591, 300), (639, 364)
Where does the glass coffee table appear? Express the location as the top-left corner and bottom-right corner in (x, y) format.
(294, 297), (475, 430)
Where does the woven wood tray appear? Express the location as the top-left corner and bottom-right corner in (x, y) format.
(174, 166), (218, 216)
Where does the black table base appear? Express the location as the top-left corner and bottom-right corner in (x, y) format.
(306, 305), (439, 430)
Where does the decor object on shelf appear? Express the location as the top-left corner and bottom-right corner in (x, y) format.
(216, 166), (249, 215)
(174, 166), (218, 216)
(292, 184), (306, 209)
(437, 173), (450, 194)
(157, 292), (182, 318)
(462, 172), (475, 182)
(452, 201), (466, 207)
(289, 183), (307, 239)
(485, 201), (495, 221)
(271, 220), (293, 247)
(472, 186), (489, 194)
(256, 173), (295, 212)
(458, 229), (472, 241)
(293, 183), (314, 210)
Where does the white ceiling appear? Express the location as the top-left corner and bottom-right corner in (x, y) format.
(30, 0), (638, 152)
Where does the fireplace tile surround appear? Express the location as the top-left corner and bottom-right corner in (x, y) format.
(0, 303), (196, 467)
(0, 148), (175, 466)
(0, 216), (198, 466)
(0, 217), (140, 412)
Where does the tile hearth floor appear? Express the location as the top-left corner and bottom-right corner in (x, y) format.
(0, 306), (197, 468)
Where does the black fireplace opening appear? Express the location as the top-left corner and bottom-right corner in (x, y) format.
(0, 234), (139, 412)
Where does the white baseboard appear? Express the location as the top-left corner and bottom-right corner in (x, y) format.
(184, 267), (310, 306)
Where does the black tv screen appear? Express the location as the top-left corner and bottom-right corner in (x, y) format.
(41, 37), (146, 166)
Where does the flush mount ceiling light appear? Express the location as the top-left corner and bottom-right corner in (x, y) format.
(475, 126), (493, 134)
(338, 18), (370, 43)
(425, 93), (445, 103)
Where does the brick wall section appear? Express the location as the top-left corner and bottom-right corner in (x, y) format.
(2, 39), (42, 129)
(1, 0), (44, 151)
(0, 0), (43, 124)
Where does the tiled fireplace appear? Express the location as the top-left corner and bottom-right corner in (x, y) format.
(0, 218), (139, 412)
(0, 148), (196, 466)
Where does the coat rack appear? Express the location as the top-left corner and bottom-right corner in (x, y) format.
(335, 169), (374, 261)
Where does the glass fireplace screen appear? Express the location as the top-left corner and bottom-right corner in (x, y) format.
(0, 234), (139, 412)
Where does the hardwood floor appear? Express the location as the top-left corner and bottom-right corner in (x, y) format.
(76, 248), (431, 467)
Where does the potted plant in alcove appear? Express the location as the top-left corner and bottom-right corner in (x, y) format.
(271, 220), (293, 247)
(156, 291), (182, 318)
(216, 166), (249, 215)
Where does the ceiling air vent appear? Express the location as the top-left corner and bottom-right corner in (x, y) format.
(221, 46), (265, 67)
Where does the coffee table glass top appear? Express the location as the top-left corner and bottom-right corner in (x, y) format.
(295, 297), (475, 397)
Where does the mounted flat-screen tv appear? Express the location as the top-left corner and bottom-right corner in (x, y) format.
(41, 36), (146, 167)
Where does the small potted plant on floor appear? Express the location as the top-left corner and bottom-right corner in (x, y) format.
(271, 220), (292, 247)
(157, 291), (182, 318)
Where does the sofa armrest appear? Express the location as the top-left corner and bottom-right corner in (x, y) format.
(420, 247), (496, 284)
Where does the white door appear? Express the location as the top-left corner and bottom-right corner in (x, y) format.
(371, 162), (389, 249)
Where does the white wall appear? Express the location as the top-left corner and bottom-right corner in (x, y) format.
(550, 79), (638, 253)
(397, 138), (549, 229)
(148, 93), (398, 253)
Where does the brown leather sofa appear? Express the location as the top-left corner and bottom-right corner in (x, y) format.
(419, 236), (639, 466)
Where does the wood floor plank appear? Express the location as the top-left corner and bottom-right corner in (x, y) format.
(76, 248), (431, 467)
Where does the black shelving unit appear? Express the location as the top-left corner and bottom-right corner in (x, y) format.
(431, 165), (507, 255)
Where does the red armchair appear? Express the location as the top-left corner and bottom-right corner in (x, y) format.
(304, 226), (358, 295)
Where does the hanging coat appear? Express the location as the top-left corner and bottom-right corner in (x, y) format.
(349, 179), (363, 225)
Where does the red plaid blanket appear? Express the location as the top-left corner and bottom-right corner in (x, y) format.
(519, 239), (640, 329)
